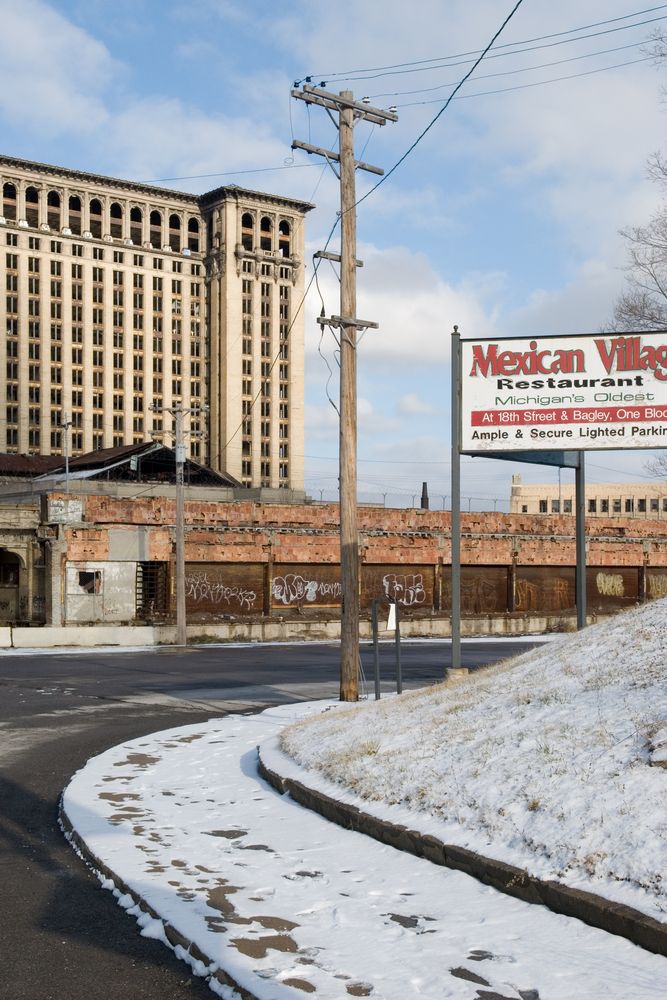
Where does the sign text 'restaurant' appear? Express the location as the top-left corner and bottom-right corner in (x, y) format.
(460, 333), (667, 452)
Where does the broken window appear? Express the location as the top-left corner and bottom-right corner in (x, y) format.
(241, 212), (253, 250)
(0, 552), (19, 586)
(130, 206), (142, 244)
(25, 186), (39, 228)
(260, 216), (272, 252)
(149, 210), (162, 248)
(89, 198), (103, 238)
(187, 217), (199, 252)
(278, 220), (291, 257)
(78, 570), (101, 595)
(47, 190), (61, 231)
(2, 182), (17, 221)
(68, 195), (82, 234)
(110, 202), (123, 239)
(168, 213), (181, 252)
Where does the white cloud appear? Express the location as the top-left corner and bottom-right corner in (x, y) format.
(397, 393), (433, 415)
(99, 97), (290, 184)
(306, 242), (500, 367)
(0, 0), (114, 136)
(506, 257), (626, 336)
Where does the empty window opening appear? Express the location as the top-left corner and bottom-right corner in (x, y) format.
(78, 570), (101, 595)
(260, 216), (272, 252)
(25, 186), (39, 228)
(187, 217), (199, 252)
(241, 212), (254, 250)
(68, 195), (82, 234)
(168, 213), (181, 252)
(130, 206), (143, 244)
(2, 182), (17, 221)
(278, 220), (291, 257)
(110, 201), (123, 239)
(0, 551), (20, 586)
(149, 210), (162, 248)
(47, 190), (61, 230)
(89, 198), (103, 239)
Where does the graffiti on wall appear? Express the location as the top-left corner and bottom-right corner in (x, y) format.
(648, 572), (667, 600)
(461, 577), (506, 614)
(185, 572), (257, 611)
(595, 572), (625, 597)
(515, 570), (574, 613)
(272, 574), (342, 606)
(382, 573), (426, 607)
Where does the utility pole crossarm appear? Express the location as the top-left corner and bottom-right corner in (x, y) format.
(314, 250), (363, 268)
(291, 140), (385, 176)
(317, 315), (378, 330)
(292, 85), (398, 125)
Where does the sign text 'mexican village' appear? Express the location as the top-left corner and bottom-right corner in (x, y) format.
(460, 333), (667, 453)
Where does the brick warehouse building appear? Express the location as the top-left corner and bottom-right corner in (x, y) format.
(0, 483), (662, 635)
(0, 155), (312, 490)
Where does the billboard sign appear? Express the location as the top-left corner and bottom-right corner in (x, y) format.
(460, 332), (667, 452)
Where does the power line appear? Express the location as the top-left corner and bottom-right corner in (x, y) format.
(299, 5), (667, 83)
(305, 453), (451, 465)
(396, 54), (654, 108)
(353, 0), (527, 211)
(323, 15), (667, 86)
(368, 38), (650, 101)
(142, 162), (319, 185)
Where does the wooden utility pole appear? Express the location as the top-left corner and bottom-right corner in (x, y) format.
(291, 85), (397, 701)
(174, 405), (186, 647)
(151, 402), (208, 647)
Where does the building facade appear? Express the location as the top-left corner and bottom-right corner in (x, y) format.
(25, 493), (667, 627)
(510, 473), (667, 519)
(0, 155), (312, 490)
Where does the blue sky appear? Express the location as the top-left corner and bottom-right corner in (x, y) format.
(2, 0), (667, 507)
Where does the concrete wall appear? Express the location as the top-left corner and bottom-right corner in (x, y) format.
(5, 611), (600, 649)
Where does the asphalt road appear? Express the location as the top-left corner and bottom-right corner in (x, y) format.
(0, 638), (546, 1000)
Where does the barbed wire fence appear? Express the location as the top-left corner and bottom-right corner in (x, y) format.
(306, 488), (511, 511)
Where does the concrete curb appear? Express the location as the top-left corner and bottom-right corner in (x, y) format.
(58, 798), (259, 1000)
(257, 749), (667, 959)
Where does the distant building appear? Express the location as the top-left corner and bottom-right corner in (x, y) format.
(510, 473), (667, 518)
(0, 154), (313, 490)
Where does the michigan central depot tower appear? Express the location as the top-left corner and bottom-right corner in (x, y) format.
(0, 155), (312, 490)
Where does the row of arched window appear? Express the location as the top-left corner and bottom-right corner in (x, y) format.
(241, 212), (291, 257)
(1, 183), (200, 252)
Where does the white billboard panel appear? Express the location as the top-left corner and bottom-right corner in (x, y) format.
(460, 332), (667, 453)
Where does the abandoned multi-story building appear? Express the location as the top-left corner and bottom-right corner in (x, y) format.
(0, 154), (312, 490)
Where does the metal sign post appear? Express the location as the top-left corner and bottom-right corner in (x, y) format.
(451, 326), (462, 672)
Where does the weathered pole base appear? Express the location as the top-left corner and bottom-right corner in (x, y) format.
(445, 667), (470, 685)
